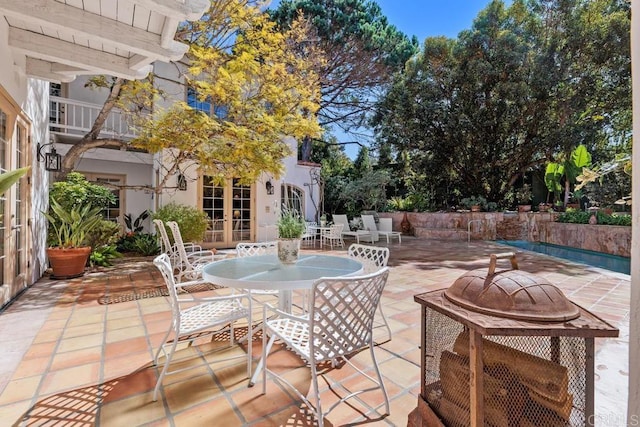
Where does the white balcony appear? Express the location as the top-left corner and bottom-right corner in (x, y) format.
(49, 96), (138, 140)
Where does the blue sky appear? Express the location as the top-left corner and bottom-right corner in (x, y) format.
(375, 0), (491, 42)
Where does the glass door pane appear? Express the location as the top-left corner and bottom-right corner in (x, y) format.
(202, 177), (254, 247)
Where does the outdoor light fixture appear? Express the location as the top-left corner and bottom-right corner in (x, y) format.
(37, 141), (62, 172)
(265, 180), (274, 195)
(177, 173), (187, 191)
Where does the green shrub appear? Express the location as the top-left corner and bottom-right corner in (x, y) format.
(460, 196), (488, 210)
(132, 233), (160, 256)
(49, 172), (115, 210)
(556, 210), (631, 226)
(153, 203), (209, 243)
(85, 220), (121, 250)
(89, 245), (122, 267)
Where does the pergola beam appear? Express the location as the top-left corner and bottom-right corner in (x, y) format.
(128, 0), (209, 21)
(10, 28), (151, 80)
(0, 0), (188, 61)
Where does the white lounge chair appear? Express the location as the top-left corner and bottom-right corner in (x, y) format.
(332, 214), (373, 243)
(361, 214), (380, 242)
(378, 218), (402, 244)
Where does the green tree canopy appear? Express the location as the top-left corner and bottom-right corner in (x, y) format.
(372, 0), (630, 208)
(271, 0), (418, 159)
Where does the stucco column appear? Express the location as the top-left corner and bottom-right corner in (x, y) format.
(629, 0), (640, 422)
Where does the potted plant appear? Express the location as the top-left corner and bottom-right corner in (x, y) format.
(276, 207), (306, 264)
(516, 184), (533, 212)
(319, 213), (328, 227)
(461, 196), (487, 212)
(43, 197), (103, 279)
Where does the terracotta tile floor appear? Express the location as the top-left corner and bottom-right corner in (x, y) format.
(0, 238), (630, 426)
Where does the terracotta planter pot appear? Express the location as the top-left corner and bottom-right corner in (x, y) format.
(400, 212), (411, 234)
(47, 246), (91, 279)
(470, 205), (482, 212)
(518, 205), (532, 213)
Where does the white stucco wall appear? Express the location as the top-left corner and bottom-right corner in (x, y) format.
(0, 16), (50, 284)
(24, 79), (51, 281)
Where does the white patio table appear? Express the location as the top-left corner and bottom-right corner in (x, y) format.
(201, 254), (363, 313)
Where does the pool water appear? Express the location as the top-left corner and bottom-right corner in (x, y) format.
(496, 240), (630, 275)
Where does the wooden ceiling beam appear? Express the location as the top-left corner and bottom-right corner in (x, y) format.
(10, 28), (151, 80)
(0, 0), (188, 61)
(128, 0), (209, 21)
(25, 58), (77, 83)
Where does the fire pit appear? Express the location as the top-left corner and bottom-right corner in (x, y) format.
(410, 253), (619, 427)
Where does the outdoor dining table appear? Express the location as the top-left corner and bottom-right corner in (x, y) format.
(202, 253), (364, 385)
(201, 253), (363, 312)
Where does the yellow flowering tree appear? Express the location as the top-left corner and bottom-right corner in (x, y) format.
(59, 0), (323, 189)
(135, 1), (322, 186)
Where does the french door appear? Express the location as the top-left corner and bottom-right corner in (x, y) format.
(0, 88), (31, 307)
(201, 177), (254, 248)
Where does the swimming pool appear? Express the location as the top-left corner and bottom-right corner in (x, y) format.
(496, 240), (630, 275)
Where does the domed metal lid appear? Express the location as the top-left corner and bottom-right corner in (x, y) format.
(444, 253), (580, 322)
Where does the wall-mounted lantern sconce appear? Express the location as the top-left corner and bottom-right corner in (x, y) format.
(265, 180), (274, 195)
(37, 142), (62, 172)
(177, 173), (187, 191)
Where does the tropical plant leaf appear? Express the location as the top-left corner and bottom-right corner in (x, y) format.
(0, 167), (29, 195)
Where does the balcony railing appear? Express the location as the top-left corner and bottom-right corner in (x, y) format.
(49, 96), (138, 140)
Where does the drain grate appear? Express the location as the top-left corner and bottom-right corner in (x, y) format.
(98, 283), (224, 305)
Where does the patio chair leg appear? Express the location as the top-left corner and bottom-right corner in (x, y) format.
(153, 339), (179, 401)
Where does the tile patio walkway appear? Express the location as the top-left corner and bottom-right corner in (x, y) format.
(0, 238), (630, 426)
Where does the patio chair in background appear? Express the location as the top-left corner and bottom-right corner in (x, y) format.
(360, 215), (380, 243)
(154, 219), (204, 267)
(152, 254), (252, 402)
(260, 268), (391, 427)
(301, 221), (317, 247)
(348, 243), (392, 342)
(378, 218), (402, 244)
(332, 214), (373, 243)
(236, 241), (280, 301)
(166, 221), (220, 282)
(320, 223), (344, 249)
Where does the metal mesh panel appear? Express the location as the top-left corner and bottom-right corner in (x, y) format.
(423, 307), (586, 427)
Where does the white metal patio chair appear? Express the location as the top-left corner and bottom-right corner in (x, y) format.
(166, 221), (221, 282)
(151, 254), (252, 402)
(154, 219), (204, 267)
(332, 214), (373, 243)
(260, 268), (391, 427)
(378, 218), (402, 244)
(301, 221), (317, 247)
(320, 223), (344, 249)
(361, 214), (380, 243)
(236, 241), (281, 302)
(348, 243), (392, 342)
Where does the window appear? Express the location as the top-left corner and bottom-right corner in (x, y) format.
(82, 173), (124, 224)
(187, 86), (227, 119)
(281, 184), (304, 216)
(187, 86), (211, 115)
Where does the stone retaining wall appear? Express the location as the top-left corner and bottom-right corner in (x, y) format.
(378, 212), (630, 257)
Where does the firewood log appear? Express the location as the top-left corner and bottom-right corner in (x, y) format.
(454, 331), (569, 403)
(528, 388), (573, 421)
(439, 351), (527, 426)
